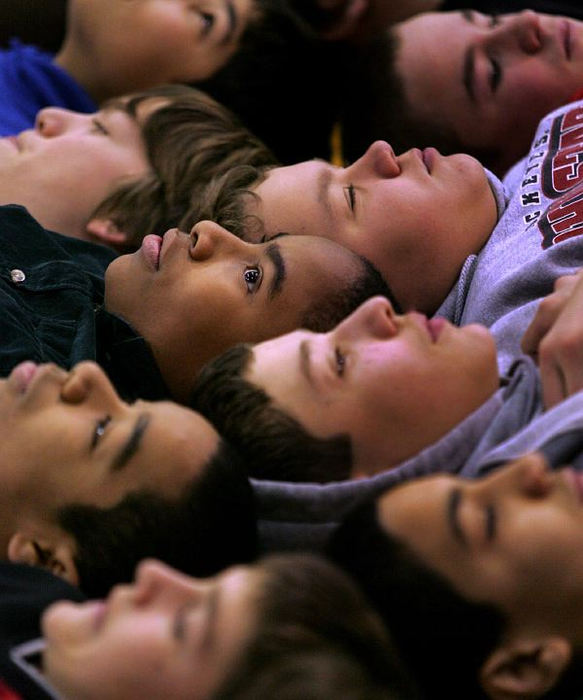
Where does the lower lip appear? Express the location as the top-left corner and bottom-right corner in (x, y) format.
(141, 234), (162, 270)
(427, 317), (447, 342)
(9, 361), (39, 394)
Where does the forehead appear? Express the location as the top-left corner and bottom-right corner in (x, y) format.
(138, 402), (220, 495)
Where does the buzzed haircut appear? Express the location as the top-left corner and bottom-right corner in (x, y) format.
(57, 439), (257, 597)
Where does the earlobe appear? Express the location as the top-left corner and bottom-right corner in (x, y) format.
(480, 637), (572, 699)
(86, 218), (129, 248)
(7, 533), (79, 586)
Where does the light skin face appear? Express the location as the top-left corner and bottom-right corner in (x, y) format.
(249, 140), (497, 314)
(0, 104), (150, 241)
(378, 453), (583, 641)
(247, 296), (499, 476)
(0, 361), (219, 580)
(395, 10), (583, 175)
(56, 0), (253, 101)
(43, 559), (262, 700)
(105, 221), (365, 403)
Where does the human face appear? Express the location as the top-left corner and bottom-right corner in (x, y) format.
(105, 221), (365, 403)
(43, 559), (262, 700)
(249, 141), (497, 314)
(59, 0), (253, 97)
(0, 105), (149, 240)
(395, 11), (583, 175)
(247, 296), (498, 476)
(0, 361), (219, 532)
(378, 453), (583, 635)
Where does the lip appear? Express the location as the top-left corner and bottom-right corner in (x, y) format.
(8, 361), (40, 394)
(141, 234), (163, 271)
(1, 136), (19, 151)
(426, 317), (447, 342)
(158, 228), (182, 268)
(422, 147), (439, 174)
(564, 467), (583, 504)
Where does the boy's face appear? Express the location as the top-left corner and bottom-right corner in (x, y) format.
(64, 0), (253, 90)
(247, 141), (498, 314)
(247, 296), (499, 476)
(43, 560), (261, 699)
(395, 11), (583, 174)
(377, 453), (583, 637)
(105, 222), (364, 403)
(0, 104), (149, 240)
(0, 360), (218, 535)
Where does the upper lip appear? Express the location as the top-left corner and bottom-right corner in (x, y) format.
(563, 467), (583, 504)
(408, 311), (432, 340)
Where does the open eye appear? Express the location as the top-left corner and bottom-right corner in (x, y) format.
(244, 266), (262, 293)
(199, 10), (215, 35)
(92, 414), (111, 448)
(335, 347), (346, 377)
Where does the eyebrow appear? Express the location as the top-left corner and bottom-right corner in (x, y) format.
(447, 488), (467, 546)
(222, 0), (237, 45)
(111, 412), (150, 472)
(266, 242), (286, 299)
(299, 339), (315, 388)
(316, 167), (334, 220)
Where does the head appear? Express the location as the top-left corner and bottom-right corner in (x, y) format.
(192, 296), (499, 481)
(202, 139), (498, 314)
(346, 11), (583, 176)
(57, 0), (258, 100)
(0, 84), (275, 248)
(105, 221), (393, 403)
(43, 554), (415, 700)
(0, 360), (257, 595)
(330, 452), (583, 699)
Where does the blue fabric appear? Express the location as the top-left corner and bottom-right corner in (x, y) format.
(0, 40), (96, 136)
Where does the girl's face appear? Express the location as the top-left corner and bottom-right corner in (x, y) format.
(43, 559), (263, 699)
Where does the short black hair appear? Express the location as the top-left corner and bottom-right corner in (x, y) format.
(192, 345), (352, 482)
(327, 496), (504, 699)
(57, 439), (258, 597)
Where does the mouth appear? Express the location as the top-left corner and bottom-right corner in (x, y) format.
(422, 147), (438, 174)
(8, 361), (40, 394)
(141, 234), (163, 271)
(426, 317), (447, 342)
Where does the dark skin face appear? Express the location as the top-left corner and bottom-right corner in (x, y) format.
(105, 221), (364, 402)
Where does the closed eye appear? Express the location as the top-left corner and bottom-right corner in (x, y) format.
(489, 56), (502, 92)
(91, 118), (109, 135)
(344, 184), (356, 213)
(335, 347), (346, 377)
(199, 10), (215, 36)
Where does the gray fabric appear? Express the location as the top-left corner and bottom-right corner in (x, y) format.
(437, 98), (583, 375)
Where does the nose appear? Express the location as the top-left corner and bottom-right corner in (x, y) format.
(132, 559), (209, 606)
(188, 220), (244, 262)
(334, 296), (399, 343)
(34, 107), (78, 137)
(346, 141), (401, 180)
(59, 361), (122, 409)
(480, 452), (554, 501)
(486, 10), (542, 55)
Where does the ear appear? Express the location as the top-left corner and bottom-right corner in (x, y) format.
(480, 637), (572, 699)
(7, 532), (79, 586)
(85, 218), (129, 248)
